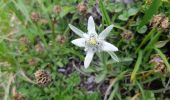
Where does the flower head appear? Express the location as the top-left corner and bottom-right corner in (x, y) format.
(69, 16), (118, 68)
(31, 12), (40, 22)
(150, 14), (169, 30)
(34, 69), (52, 86)
(77, 3), (87, 15)
(149, 54), (166, 73)
(121, 30), (134, 41)
(53, 5), (61, 14)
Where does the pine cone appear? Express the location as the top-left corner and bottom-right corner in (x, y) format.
(34, 70), (52, 86)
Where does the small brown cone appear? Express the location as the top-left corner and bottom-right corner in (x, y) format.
(53, 5), (61, 14)
(121, 31), (134, 41)
(56, 35), (65, 44)
(31, 12), (40, 22)
(28, 58), (38, 65)
(77, 3), (87, 15)
(149, 54), (167, 73)
(34, 69), (52, 86)
(35, 42), (45, 53)
(150, 14), (169, 30)
(19, 36), (29, 45)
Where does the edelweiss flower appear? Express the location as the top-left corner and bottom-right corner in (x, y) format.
(69, 16), (118, 68)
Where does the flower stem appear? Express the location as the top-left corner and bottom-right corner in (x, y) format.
(131, 50), (143, 82)
(51, 21), (55, 41)
(101, 52), (107, 72)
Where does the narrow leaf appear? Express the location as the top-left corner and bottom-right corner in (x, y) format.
(131, 50), (143, 82)
(99, 0), (111, 25)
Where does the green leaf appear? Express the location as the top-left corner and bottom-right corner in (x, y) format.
(65, 72), (80, 86)
(128, 8), (138, 16)
(155, 40), (170, 48)
(138, 0), (162, 29)
(137, 25), (147, 34)
(59, 6), (75, 18)
(12, 0), (31, 22)
(118, 11), (129, 21)
(86, 92), (101, 100)
(95, 72), (106, 83)
(108, 52), (119, 62)
(107, 2), (124, 13)
(144, 91), (155, 100)
(115, 3), (124, 12)
(144, 30), (163, 50)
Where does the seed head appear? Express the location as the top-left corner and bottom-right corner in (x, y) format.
(34, 69), (52, 86)
(53, 5), (61, 14)
(77, 3), (87, 15)
(149, 54), (166, 73)
(150, 14), (169, 30)
(35, 42), (44, 53)
(150, 15), (162, 27)
(31, 12), (40, 22)
(28, 58), (38, 65)
(160, 17), (169, 30)
(56, 35), (65, 44)
(19, 36), (29, 45)
(121, 31), (134, 40)
(145, 0), (152, 5)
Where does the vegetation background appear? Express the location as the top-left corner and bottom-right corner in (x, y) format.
(0, 0), (170, 100)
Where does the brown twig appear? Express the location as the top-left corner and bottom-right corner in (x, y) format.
(131, 92), (141, 100)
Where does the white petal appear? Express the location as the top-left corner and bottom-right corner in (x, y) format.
(88, 16), (96, 34)
(108, 52), (119, 62)
(71, 38), (85, 47)
(84, 51), (94, 68)
(69, 24), (85, 37)
(102, 41), (118, 51)
(83, 33), (89, 38)
(99, 24), (114, 39)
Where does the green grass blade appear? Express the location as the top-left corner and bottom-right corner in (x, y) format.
(131, 50), (143, 82)
(137, 82), (146, 100)
(144, 30), (163, 51)
(99, 0), (111, 25)
(108, 83), (119, 100)
(136, 28), (156, 53)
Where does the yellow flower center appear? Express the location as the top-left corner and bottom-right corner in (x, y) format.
(88, 37), (97, 45)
